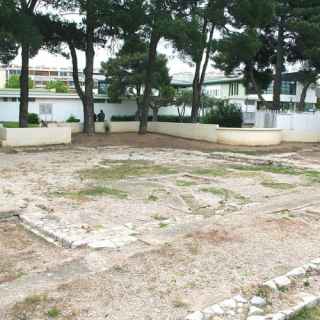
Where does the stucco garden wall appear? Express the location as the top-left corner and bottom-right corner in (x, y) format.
(0, 127), (71, 147)
(148, 122), (219, 143)
(282, 130), (320, 143)
(109, 121), (140, 133)
(48, 122), (108, 133)
(217, 128), (283, 146)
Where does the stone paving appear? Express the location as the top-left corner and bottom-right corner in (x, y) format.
(1, 143), (320, 320)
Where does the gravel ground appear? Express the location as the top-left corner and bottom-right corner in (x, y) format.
(1, 134), (320, 320)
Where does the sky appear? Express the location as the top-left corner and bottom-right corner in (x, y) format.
(11, 40), (216, 76)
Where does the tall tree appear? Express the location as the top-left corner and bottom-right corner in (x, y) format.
(287, 0), (320, 111)
(101, 43), (171, 120)
(2, 1), (43, 127)
(17, 1), (42, 127)
(119, 0), (195, 134)
(51, 0), (116, 134)
(172, 0), (227, 122)
(0, 1), (19, 64)
(215, 0), (275, 105)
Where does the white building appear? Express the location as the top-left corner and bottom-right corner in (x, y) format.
(0, 89), (179, 123)
(0, 65), (106, 93)
(172, 72), (318, 112)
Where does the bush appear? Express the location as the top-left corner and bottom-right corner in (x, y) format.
(110, 115), (192, 123)
(66, 115), (80, 123)
(27, 113), (39, 125)
(201, 102), (243, 127)
(46, 80), (69, 93)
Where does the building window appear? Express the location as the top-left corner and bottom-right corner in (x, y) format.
(229, 82), (239, 96)
(281, 81), (296, 95)
(263, 81), (297, 95)
(39, 103), (53, 115)
(94, 98), (107, 103)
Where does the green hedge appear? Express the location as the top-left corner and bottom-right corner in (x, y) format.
(27, 113), (40, 125)
(201, 102), (243, 128)
(111, 115), (193, 123)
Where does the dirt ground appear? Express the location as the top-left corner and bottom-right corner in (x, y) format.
(1, 133), (320, 320)
(72, 133), (317, 155)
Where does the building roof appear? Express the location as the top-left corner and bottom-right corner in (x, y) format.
(0, 88), (108, 100)
(171, 72), (243, 87)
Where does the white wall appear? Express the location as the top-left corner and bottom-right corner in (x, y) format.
(276, 112), (320, 131)
(0, 97), (185, 123)
(148, 122), (218, 142)
(1, 127), (71, 147)
(0, 98), (139, 122)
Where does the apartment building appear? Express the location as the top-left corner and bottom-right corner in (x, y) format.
(171, 72), (318, 112)
(0, 65), (107, 93)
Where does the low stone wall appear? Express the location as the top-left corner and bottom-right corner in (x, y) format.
(186, 258), (320, 320)
(282, 130), (320, 143)
(48, 122), (108, 133)
(109, 121), (140, 133)
(148, 122), (218, 143)
(217, 128), (283, 146)
(0, 127), (72, 147)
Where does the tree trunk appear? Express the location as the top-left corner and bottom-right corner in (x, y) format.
(152, 107), (158, 122)
(249, 64), (265, 103)
(191, 79), (201, 122)
(297, 81), (312, 112)
(273, 17), (284, 110)
(83, 3), (95, 135)
(69, 42), (85, 104)
(191, 21), (215, 123)
(139, 32), (160, 134)
(19, 42), (29, 128)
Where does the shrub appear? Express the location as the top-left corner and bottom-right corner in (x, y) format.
(46, 80), (69, 93)
(110, 115), (192, 123)
(202, 102), (243, 127)
(27, 113), (39, 125)
(66, 115), (80, 123)
(6, 75), (34, 89)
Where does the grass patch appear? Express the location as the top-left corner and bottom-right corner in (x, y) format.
(201, 187), (248, 203)
(192, 167), (228, 177)
(79, 163), (177, 181)
(176, 180), (197, 187)
(291, 307), (320, 320)
(159, 222), (170, 229)
(148, 194), (159, 202)
(232, 164), (300, 175)
(47, 307), (60, 318)
(0, 122), (39, 128)
(261, 181), (296, 190)
(64, 186), (128, 200)
(152, 214), (168, 221)
(232, 164), (320, 184)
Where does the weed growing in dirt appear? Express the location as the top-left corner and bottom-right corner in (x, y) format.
(47, 307), (60, 318)
(79, 162), (177, 181)
(201, 187), (248, 203)
(261, 181), (296, 190)
(232, 164), (320, 185)
(61, 186), (128, 200)
(159, 222), (170, 228)
(192, 167), (228, 177)
(11, 294), (48, 317)
(176, 180), (197, 187)
(152, 214), (168, 221)
(148, 195), (159, 202)
(172, 298), (189, 308)
(232, 164), (300, 175)
(291, 307), (320, 320)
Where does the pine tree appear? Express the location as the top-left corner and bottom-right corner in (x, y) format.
(215, 0), (275, 106)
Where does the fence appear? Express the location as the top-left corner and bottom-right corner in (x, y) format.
(244, 111), (320, 132)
